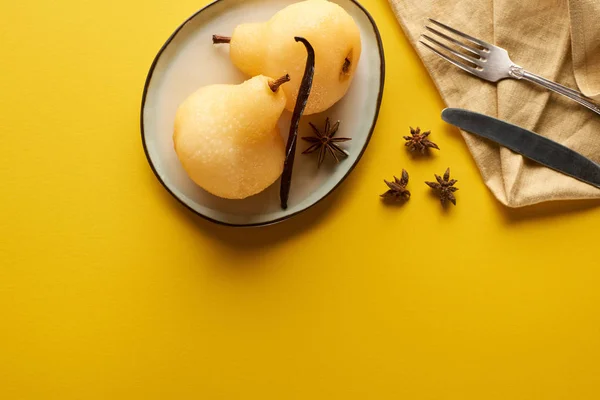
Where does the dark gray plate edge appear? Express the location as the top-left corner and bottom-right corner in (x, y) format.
(140, 0), (386, 228)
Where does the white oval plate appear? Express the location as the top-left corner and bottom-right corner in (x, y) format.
(141, 0), (384, 227)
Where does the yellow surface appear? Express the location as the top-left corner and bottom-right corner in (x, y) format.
(1, 0), (600, 399)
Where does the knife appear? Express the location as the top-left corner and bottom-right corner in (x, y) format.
(441, 108), (600, 190)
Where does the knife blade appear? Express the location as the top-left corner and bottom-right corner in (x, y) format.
(441, 108), (600, 190)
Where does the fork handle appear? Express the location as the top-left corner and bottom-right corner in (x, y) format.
(517, 69), (600, 115)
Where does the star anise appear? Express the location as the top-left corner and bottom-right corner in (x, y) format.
(425, 168), (459, 206)
(404, 127), (440, 153)
(302, 118), (351, 167)
(381, 169), (411, 201)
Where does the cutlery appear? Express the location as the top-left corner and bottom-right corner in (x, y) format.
(441, 108), (600, 190)
(420, 19), (600, 116)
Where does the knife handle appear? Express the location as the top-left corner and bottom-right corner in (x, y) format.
(521, 71), (600, 116)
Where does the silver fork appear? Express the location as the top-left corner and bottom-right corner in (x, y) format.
(419, 18), (600, 116)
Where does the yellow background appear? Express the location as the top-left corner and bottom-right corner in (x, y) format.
(2, 0), (600, 398)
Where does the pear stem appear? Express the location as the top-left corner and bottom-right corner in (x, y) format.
(212, 35), (231, 44)
(268, 74), (291, 92)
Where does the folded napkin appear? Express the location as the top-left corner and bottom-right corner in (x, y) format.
(389, 0), (600, 207)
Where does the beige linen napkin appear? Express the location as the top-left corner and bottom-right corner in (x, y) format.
(389, 0), (600, 207)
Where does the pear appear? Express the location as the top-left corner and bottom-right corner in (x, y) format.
(173, 75), (290, 199)
(213, 0), (361, 115)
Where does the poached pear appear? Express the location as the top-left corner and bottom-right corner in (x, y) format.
(173, 75), (290, 199)
(213, 0), (361, 115)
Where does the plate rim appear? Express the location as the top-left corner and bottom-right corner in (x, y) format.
(140, 0), (386, 228)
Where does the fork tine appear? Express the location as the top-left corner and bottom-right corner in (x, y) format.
(421, 34), (482, 66)
(428, 18), (491, 49)
(419, 40), (480, 76)
(425, 26), (483, 58)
